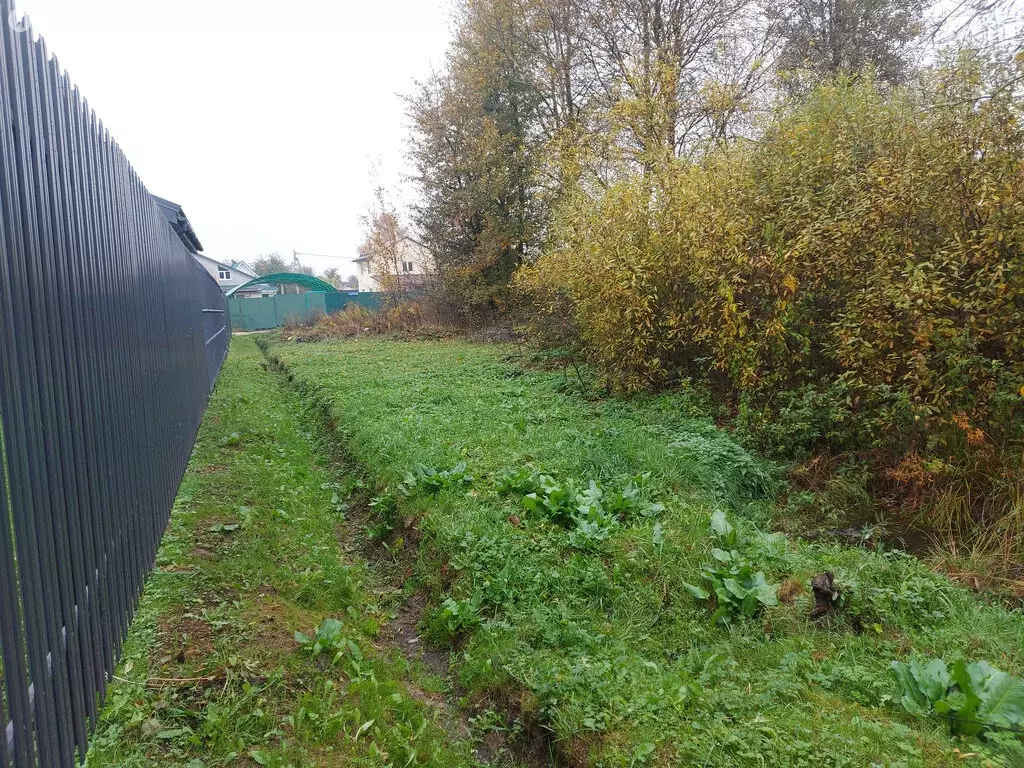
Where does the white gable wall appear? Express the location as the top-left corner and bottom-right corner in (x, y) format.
(193, 253), (260, 295)
(356, 238), (433, 293)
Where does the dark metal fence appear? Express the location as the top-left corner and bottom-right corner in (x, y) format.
(0, 5), (229, 765)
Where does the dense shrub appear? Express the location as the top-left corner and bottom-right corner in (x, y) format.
(519, 60), (1024, 461)
(288, 302), (443, 342)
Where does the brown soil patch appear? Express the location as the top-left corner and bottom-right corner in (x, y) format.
(159, 564), (196, 575)
(194, 464), (229, 476)
(380, 590), (449, 677)
(155, 615), (216, 668)
(468, 688), (556, 768)
(197, 514), (238, 529)
(246, 594), (301, 661)
(779, 579), (806, 605)
(369, 553), (551, 767)
(192, 516), (241, 553)
(561, 736), (592, 768)
(512, 720), (556, 767)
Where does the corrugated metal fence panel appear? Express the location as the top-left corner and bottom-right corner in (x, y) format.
(227, 294), (281, 331)
(275, 292), (325, 325)
(227, 291), (389, 331)
(342, 292), (386, 312)
(0, 6), (229, 765)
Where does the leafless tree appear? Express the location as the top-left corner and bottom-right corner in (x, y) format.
(359, 189), (410, 307)
(769, 0), (929, 84)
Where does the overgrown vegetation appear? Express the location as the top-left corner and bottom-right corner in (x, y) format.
(523, 62), (1024, 450)
(288, 302), (446, 342)
(363, 0), (1024, 578)
(263, 336), (1024, 766)
(519, 60), (1024, 568)
(892, 657), (1024, 736)
(683, 511), (780, 625)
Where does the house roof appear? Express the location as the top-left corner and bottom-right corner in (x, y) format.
(230, 260), (260, 278)
(193, 252), (235, 273)
(194, 253), (265, 280)
(152, 195), (204, 254)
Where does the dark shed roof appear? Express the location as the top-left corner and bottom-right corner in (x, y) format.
(152, 194), (204, 253)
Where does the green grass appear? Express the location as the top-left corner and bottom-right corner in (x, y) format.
(86, 337), (483, 767)
(262, 337), (1024, 767)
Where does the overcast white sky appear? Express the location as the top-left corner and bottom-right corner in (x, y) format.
(11, 0), (454, 277)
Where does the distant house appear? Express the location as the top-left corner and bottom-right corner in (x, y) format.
(195, 254), (276, 298)
(354, 237), (433, 294)
(152, 195), (274, 298)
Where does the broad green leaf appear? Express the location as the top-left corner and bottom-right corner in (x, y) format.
(683, 582), (710, 600)
(711, 548), (733, 563)
(522, 493), (542, 513)
(645, 502), (666, 517)
(976, 668), (1024, 729)
(944, 691), (968, 711)
(966, 660), (1000, 692)
(892, 661), (930, 716)
(316, 618), (344, 642)
(740, 591), (760, 616)
(354, 719), (375, 740)
(755, 579), (778, 607)
(722, 578), (748, 599)
(910, 658), (950, 703)
(710, 606), (731, 626)
(950, 660), (984, 732)
(901, 692), (930, 717)
(710, 510), (733, 540)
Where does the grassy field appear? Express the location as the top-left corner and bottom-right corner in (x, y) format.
(260, 336), (1024, 767)
(85, 338), (498, 767)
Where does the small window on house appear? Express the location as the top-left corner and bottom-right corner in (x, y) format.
(218, 267), (231, 281)
(402, 261), (413, 273)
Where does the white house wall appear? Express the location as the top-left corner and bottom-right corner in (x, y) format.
(356, 238), (434, 293)
(193, 254), (264, 295)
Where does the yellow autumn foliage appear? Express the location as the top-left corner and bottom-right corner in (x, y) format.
(519, 61), (1024, 453)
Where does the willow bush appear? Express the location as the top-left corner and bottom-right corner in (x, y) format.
(520, 60), (1024, 463)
